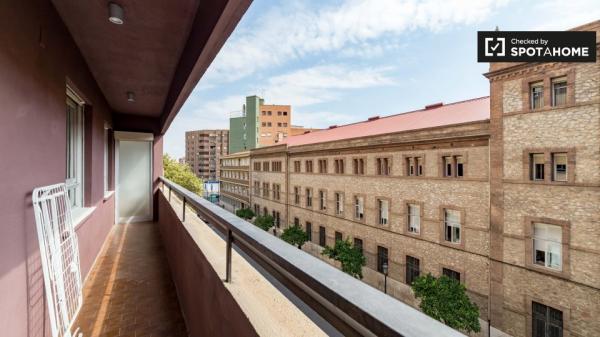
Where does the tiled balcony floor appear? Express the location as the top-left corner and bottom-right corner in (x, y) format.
(74, 222), (187, 337)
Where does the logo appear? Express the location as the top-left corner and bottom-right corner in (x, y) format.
(478, 31), (596, 62)
(484, 37), (505, 57)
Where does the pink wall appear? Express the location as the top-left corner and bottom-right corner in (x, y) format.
(0, 2), (116, 336)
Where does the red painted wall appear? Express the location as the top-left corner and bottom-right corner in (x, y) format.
(0, 2), (116, 336)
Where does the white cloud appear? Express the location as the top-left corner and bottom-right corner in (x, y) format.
(529, 0), (600, 30)
(206, 0), (509, 82)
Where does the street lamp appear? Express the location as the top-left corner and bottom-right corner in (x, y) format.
(382, 261), (389, 294)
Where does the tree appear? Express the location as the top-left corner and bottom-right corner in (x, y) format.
(254, 214), (274, 231)
(235, 208), (255, 220)
(411, 274), (481, 333)
(163, 154), (203, 195)
(322, 238), (366, 279)
(281, 224), (308, 249)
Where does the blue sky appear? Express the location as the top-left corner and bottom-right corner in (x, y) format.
(164, 0), (599, 158)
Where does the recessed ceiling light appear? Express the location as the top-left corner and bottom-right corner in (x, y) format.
(127, 91), (135, 102)
(108, 3), (124, 25)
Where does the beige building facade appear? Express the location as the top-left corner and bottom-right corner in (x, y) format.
(219, 151), (250, 212)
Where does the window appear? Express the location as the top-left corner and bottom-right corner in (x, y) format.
(531, 153), (545, 181)
(531, 82), (544, 109)
(319, 226), (326, 246)
(273, 184), (281, 200)
(532, 302), (563, 337)
(407, 157), (415, 176)
(408, 204), (421, 234)
(277, 111), (282, 116)
(533, 223), (562, 271)
(274, 211), (281, 227)
(277, 122), (282, 127)
(254, 204), (260, 215)
(353, 158), (365, 175)
(376, 157), (390, 175)
(254, 162), (261, 171)
(334, 159), (345, 174)
(551, 77), (567, 107)
(377, 246), (388, 273)
(335, 231), (343, 242)
(305, 160), (313, 173)
(406, 256), (420, 285)
(294, 186), (300, 205)
(354, 196), (364, 220)
(262, 111), (266, 116)
(306, 188), (313, 207)
(263, 207), (268, 216)
(267, 122), (272, 127)
(262, 161), (270, 171)
(318, 159), (328, 173)
(416, 157), (423, 176)
(378, 199), (389, 225)
(442, 268), (460, 282)
(262, 122), (266, 127)
(444, 209), (461, 244)
(294, 160), (301, 172)
(66, 90), (85, 209)
(455, 156), (464, 177)
(552, 153), (567, 182)
(443, 156), (453, 177)
(254, 181), (260, 196)
(272, 161), (282, 172)
(262, 183), (269, 197)
(319, 190), (327, 210)
(283, 111), (288, 116)
(306, 222), (312, 242)
(294, 217), (299, 226)
(268, 111), (272, 116)
(335, 192), (344, 215)
(353, 238), (363, 254)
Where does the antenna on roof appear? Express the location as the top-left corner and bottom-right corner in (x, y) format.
(495, 25), (500, 31)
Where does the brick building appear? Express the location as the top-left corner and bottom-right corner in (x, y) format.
(219, 151), (251, 212)
(248, 21), (600, 337)
(185, 129), (229, 181)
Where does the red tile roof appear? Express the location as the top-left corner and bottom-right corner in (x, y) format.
(283, 96), (490, 147)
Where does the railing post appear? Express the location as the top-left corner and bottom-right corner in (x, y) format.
(225, 229), (233, 283)
(169, 186), (172, 201)
(182, 197), (186, 222)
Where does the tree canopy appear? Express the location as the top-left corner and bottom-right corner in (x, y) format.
(411, 274), (481, 333)
(235, 208), (255, 220)
(322, 238), (366, 279)
(281, 224), (308, 248)
(254, 214), (274, 231)
(163, 154), (203, 195)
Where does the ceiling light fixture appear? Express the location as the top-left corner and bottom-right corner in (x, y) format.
(127, 91), (135, 102)
(108, 3), (124, 25)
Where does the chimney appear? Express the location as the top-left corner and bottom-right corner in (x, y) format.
(425, 102), (443, 109)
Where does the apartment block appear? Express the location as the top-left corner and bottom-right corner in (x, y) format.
(220, 151), (251, 212)
(248, 21), (600, 337)
(185, 129), (229, 181)
(258, 104), (292, 146)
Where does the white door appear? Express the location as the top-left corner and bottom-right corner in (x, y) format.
(116, 132), (153, 223)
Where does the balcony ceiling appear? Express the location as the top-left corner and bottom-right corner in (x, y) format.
(52, 0), (251, 133)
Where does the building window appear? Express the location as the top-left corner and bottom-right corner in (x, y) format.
(416, 157), (423, 176)
(443, 156), (452, 177)
(353, 238), (363, 254)
(319, 226), (326, 246)
(319, 190), (327, 211)
(377, 246), (388, 273)
(406, 256), (420, 285)
(354, 195), (364, 220)
(552, 153), (567, 182)
(277, 122), (282, 127)
(254, 162), (261, 171)
(334, 159), (345, 174)
(318, 159), (328, 173)
(305, 160), (313, 173)
(376, 157), (390, 175)
(273, 184), (281, 200)
(66, 90), (85, 209)
(442, 268), (460, 282)
(306, 188), (313, 207)
(455, 156), (464, 177)
(262, 122), (266, 127)
(306, 222), (312, 242)
(254, 181), (260, 196)
(262, 183), (269, 197)
(274, 211), (281, 227)
(532, 302), (563, 337)
(335, 231), (343, 242)
(294, 217), (299, 226)
(444, 209), (461, 244)
(551, 77), (567, 107)
(254, 204), (260, 215)
(267, 122), (272, 127)
(272, 161), (282, 172)
(408, 204), (421, 234)
(294, 160), (301, 172)
(262, 111), (266, 116)
(533, 223), (562, 271)
(283, 111), (288, 116)
(294, 186), (300, 205)
(263, 207), (268, 216)
(407, 157), (415, 176)
(378, 199), (389, 225)
(353, 158), (365, 175)
(262, 161), (270, 171)
(531, 153), (545, 181)
(531, 82), (544, 109)
(335, 192), (344, 215)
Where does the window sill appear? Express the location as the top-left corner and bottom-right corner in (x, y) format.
(104, 190), (115, 201)
(72, 206), (97, 229)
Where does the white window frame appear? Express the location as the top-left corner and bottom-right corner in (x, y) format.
(319, 190), (326, 210)
(533, 223), (563, 271)
(552, 153), (568, 182)
(551, 78), (567, 107)
(531, 153), (545, 181)
(378, 199), (388, 225)
(354, 196), (364, 220)
(66, 88), (85, 210)
(408, 204), (420, 233)
(103, 122), (112, 196)
(335, 192), (344, 215)
(444, 209), (461, 244)
(531, 82), (544, 109)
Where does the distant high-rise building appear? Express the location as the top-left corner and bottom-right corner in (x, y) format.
(185, 129), (228, 181)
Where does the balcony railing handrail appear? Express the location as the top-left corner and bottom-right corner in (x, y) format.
(159, 176), (466, 337)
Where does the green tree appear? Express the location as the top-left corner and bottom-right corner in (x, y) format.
(235, 208), (255, 220)
(281, 224), (308, 249)
(411, 274), (481, 333)
(322, 238), (366, 279)
(254, 214), (274, 231)
(163, 154), (203, 194)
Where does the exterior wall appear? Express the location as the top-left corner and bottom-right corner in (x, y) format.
(258, 104), (291, 146)
(250, 147), (289, 230)
(185, 129), (229, 181)
(487, 22), (600, 337)
(220, 151), (250, 213)
(0, 2), (117, 336)
(229, 116), (246, 153)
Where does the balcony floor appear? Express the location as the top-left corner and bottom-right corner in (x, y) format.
(74, 222), (187, 337)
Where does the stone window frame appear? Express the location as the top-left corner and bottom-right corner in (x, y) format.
(439, 264), (466, 284)
(353, 193), (367, 223)
(317, 188), (328, 212)
(333, 157), (346, 175)
(293, 185), (301, 205)
(262, 182), (270, 198)
(352, 156), (366, 175)
(524, 216), (571, 279)
(438, 152), (468, 178)
(333, 190), (345, 217)
(375, 196), (391, 227)
(404, 200), (424, 237)
(403, 253), (424, 285)
(521, 69), (576, 112)
(317, 158), (328, 174)
(375, 156), (393, 176)
(403, 154), (426, 177)
(253, 181), (260, 196)
(334, 230), (343, 242)
(305, 159), (314, 173)
(524, 295), (570, 337)
(293, 160), (301, 173)
(353, 236), (364, 254)
(305, 187), (314, 209)
(522, 148), (576, 184)
(272, 183), (281, 200)
(439, 205), (466, 250)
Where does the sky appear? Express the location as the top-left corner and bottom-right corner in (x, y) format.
(164, 0), (600, 158)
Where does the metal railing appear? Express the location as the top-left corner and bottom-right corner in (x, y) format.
(160, 176), (466, 337)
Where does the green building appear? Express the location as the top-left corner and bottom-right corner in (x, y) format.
(229, 95), (263, 154)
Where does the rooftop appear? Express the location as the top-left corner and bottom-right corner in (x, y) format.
(283, 96), (490, 147)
